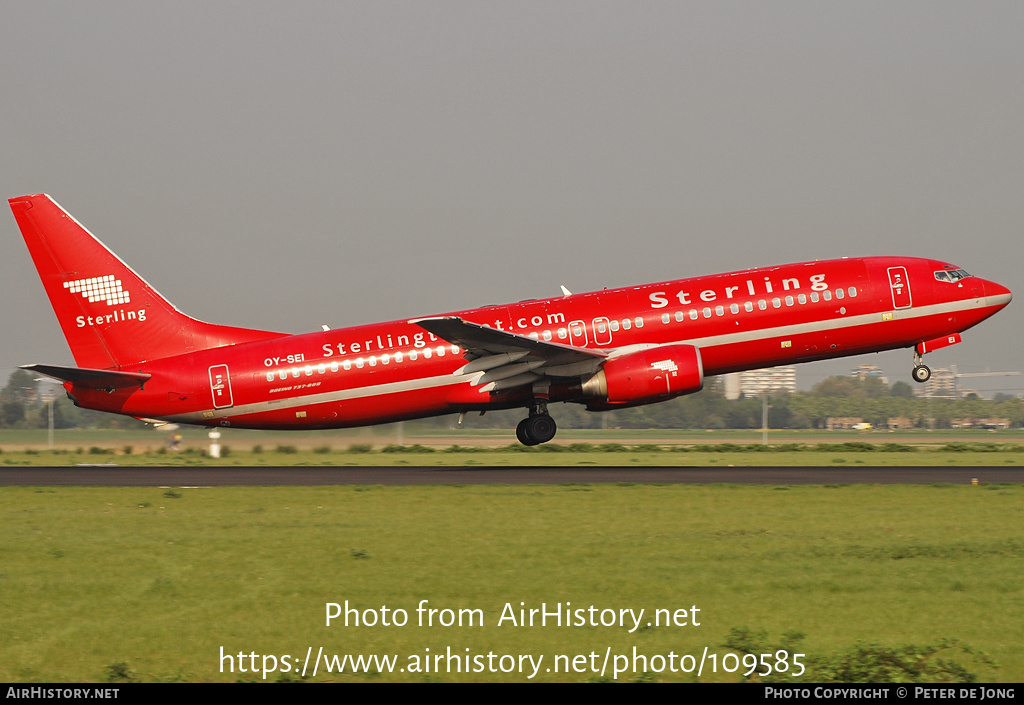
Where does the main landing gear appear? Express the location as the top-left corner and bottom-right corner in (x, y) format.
(912, 352), (931, 383)
(516, 398), (557, 446)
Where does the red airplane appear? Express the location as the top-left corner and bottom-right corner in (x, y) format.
(10, 194), (1013, 445)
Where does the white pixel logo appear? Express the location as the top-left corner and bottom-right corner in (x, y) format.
(63, 275), (130, 306)
(650, 359), (678, 377)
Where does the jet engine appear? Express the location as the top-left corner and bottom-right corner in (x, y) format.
(582, 343), (703, 408)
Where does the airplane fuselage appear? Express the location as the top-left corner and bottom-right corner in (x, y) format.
(67, 256), (1008, 430)
(10, 194), (1011, 443)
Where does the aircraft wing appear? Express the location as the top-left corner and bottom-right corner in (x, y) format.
(412, 316), (605, 365)
(411, 317), (606, 390)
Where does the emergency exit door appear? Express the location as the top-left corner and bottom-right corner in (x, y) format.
(209, 365), (234, 409)
(887, 267), (913, 309)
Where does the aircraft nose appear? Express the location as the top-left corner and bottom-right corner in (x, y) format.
(982, 279), (1013, 306)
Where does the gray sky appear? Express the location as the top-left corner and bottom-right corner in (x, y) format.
(2, 1), (1022, 394)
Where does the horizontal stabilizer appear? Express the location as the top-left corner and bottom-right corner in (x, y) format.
(22, 364), (151, 390)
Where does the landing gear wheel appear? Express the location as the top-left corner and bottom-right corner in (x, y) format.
(912, 364), (931, 383)
(525, 414), (557, 445)
(516, 414), (557, 446)
(516, 418), (539, 446)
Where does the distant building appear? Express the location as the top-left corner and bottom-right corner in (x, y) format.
(723, 373), (742, 400)
(851, 364), (888, 386)
(914, 368), (958, 398)
(827, 416), (865, 430)
(738, 367), (797, 397)
(950, 417), (1010, 429)
(887, 416), (917, 430)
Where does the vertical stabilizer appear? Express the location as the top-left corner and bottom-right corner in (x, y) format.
(9, 194), (286, 369)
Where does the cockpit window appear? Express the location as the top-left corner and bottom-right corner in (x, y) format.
(934, 268), (971, 283)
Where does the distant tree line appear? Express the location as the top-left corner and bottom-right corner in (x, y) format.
(2, 369), (1021, 431)
(451, 376), (1024, 431)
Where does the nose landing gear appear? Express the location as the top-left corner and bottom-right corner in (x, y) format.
(912, 352), (931, 383)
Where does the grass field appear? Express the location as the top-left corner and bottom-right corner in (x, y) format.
(2, 427), (1023, 467)
(1, 482), (1019, 682)
(3, 449), (1023, 468)
(4, 426), (1024, 446)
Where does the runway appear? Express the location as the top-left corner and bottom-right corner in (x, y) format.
(1, 466), (1022, 486)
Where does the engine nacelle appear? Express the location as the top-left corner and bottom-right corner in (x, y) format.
(582, 344), (703, 407)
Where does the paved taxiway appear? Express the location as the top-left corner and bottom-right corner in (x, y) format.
(1, 466), (1022, 486)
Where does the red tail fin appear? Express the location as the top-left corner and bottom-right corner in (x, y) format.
(10, 194), (286, 369)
